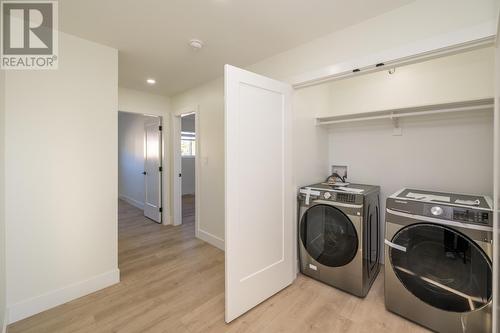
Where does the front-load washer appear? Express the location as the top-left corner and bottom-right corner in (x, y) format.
(384, 188), (493, 333)
(298, 183), (381, 297)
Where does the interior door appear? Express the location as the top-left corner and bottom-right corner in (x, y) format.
(144, 118), (162, 223)
(224, 65), (294, 322)
(172, 113), (182, 226)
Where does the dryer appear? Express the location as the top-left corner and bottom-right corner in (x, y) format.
(384, 188), (493, 333)
(298, 183), (381, 297)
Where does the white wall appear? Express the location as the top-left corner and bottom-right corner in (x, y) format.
(170, 0), (498, 248)
(321, 47), (495, 116)
(118, 88), (171, 223)
(0, 69), (6, 332)
(4, 33), (119, 323)
(171, 79), (224, 247)
(324, 47), (494, 192)
(119, 87), (170, 117)
(119, 112), (147, 208)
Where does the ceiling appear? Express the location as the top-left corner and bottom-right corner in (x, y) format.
(59, 0), (414, 96)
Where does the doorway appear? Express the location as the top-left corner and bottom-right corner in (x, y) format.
(118, 111), (163, 223)
(180, 114), (196, 226)
(172, 108), (199, 233)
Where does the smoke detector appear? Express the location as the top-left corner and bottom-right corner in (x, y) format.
(189, 39), (204, 50)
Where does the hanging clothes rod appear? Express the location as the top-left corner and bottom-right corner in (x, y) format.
(316, 99), (494, 126)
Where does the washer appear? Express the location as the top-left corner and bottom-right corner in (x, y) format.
(384, 188), (493, 333)
(298, 183), (381, 297)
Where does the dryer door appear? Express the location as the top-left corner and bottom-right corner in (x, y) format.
(300, 204), (358, 267)
(389, 223), (492, 313)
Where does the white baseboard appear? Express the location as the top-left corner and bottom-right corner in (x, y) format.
(197, 229), (224, 251)
(8, 268), (120, 324)
(162, 214), (171, 226)
(119, 194), (144, 210)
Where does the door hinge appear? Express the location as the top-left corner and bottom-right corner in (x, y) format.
(159, 125), (162, 131)
(159, 166), (163, 172)
(159, 207), (163, 213)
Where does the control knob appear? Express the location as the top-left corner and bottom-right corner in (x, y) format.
(430, 206), (443, 216)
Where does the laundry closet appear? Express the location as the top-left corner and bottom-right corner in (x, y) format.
(294, 45), (495, 333)
(223, 33), (500, 332)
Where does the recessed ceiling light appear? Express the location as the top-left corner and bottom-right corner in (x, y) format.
(189, 39), (204, 50)
(146, 78), (156, 85)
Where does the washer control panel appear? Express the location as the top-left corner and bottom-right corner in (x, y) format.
(452, 208), (490, 224)
(422, 204), (491, 226)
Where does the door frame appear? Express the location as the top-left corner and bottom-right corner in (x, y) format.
(172, 106), (200, 235)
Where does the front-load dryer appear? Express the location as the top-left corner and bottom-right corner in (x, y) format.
(384, 188), (493, 333)
(298, 183), (381, 297)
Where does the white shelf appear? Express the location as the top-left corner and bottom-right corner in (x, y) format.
(316, 98), (494, 127)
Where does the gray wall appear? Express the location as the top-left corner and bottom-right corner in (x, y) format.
(181, 114), (195, 132)
(182, 115), (196, 195)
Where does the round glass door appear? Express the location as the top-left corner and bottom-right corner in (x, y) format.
(300, 204), (358, 267)
(389, 223), (492, 312)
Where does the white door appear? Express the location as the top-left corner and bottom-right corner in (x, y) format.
(172, 113), (183, 226)
(144, 119), (162, 223)
(224, 65), (294, 323)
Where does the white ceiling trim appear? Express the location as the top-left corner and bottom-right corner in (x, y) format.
(291, 20), (497, 89)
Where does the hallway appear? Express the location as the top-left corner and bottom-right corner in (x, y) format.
(9, 198), (224, 332)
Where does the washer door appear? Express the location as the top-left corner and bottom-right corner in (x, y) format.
(300, 204), (358, 267)
(389, 223), (492, 312)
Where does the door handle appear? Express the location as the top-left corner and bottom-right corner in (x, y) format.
(142, 171), (147, 175)
(179, 173), (182, 177)
(384, 239), (406, 252)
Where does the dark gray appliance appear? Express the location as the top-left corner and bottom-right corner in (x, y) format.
(298, 183), (381, 297)
(384, 188), (493, 333)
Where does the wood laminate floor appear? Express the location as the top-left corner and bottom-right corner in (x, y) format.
(8, 196), (429, 333)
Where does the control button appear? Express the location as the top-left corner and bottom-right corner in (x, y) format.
(430, 206), (443, 216)
(323, 192), (331, 199)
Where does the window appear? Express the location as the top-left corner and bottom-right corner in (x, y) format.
(181, 131), (196, 156)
